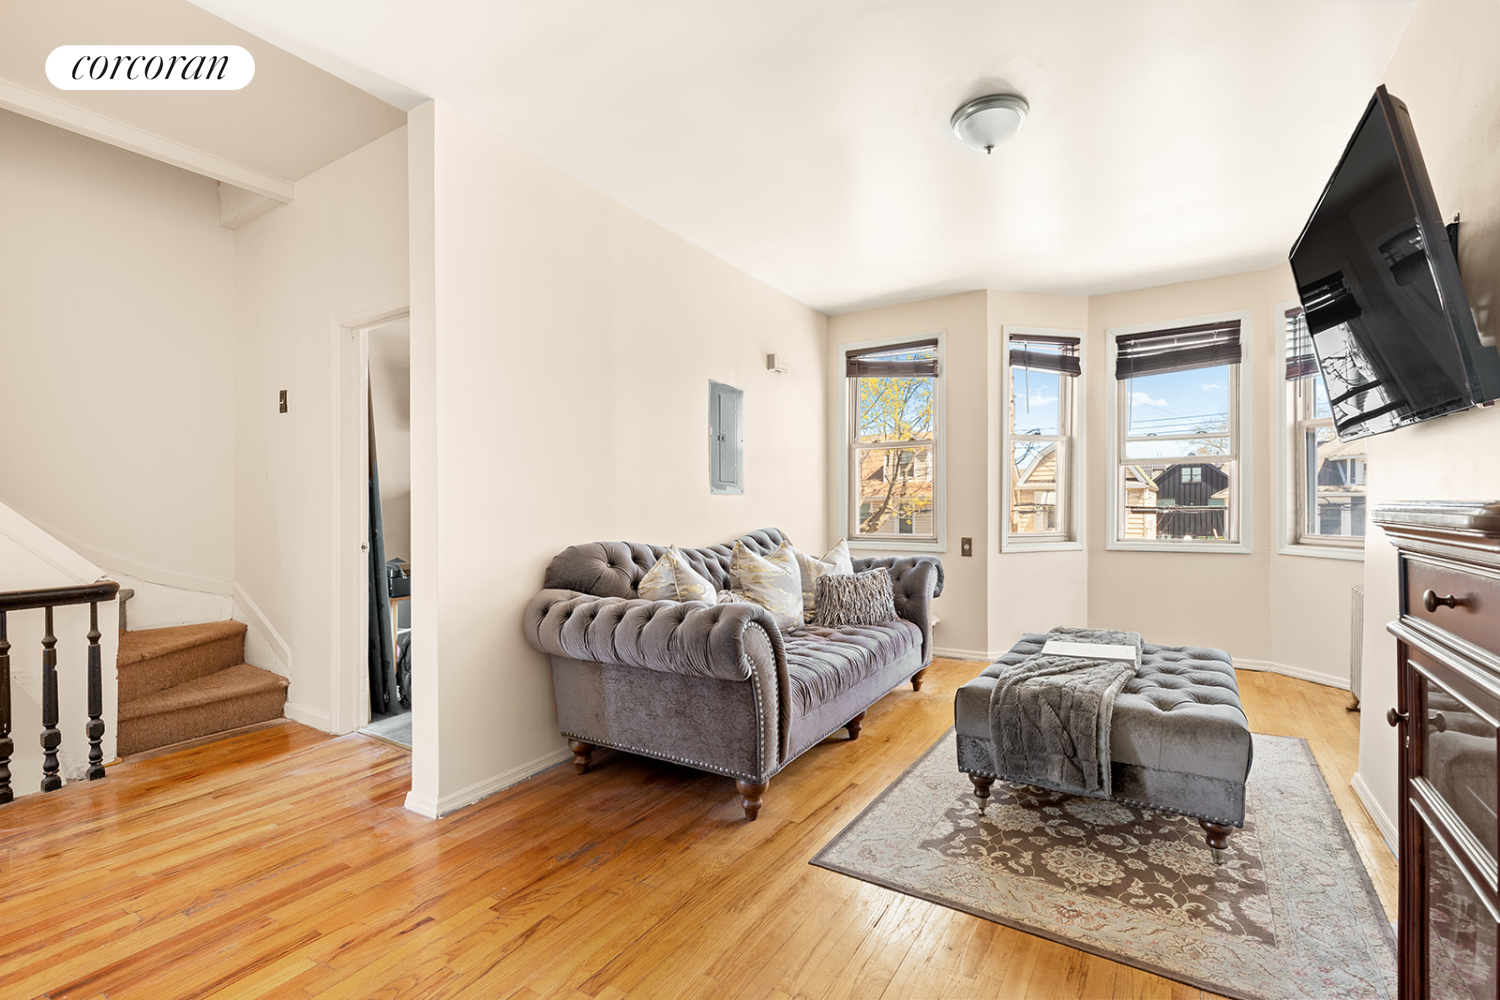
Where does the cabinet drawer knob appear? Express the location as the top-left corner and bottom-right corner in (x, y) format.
(1387, 708), (1408, 727)
(1423, 589), (1462, 613)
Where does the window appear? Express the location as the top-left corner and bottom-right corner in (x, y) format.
(1285, 306), (1366, 548)
(846, 337), (941, 545)
(1109, 316), (1248, 549)
(1004, 329), (1081, 547)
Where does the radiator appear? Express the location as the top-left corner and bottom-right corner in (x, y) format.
(1349, 584), (1365, 709)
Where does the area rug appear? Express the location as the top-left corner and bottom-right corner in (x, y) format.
(812, 732), (1395, 1000)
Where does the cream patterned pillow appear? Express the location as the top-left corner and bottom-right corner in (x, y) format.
(638, 547), (716, 603)
(793, 539), (854, 622)
(729, 540), (803, 631)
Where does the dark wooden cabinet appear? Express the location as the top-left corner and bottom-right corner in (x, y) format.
(1375, 502), (1500, 1000)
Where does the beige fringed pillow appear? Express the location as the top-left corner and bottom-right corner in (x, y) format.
(729, 540), (803, 631)
(793, 539), (853, 622)
(637, 547), (716, 603)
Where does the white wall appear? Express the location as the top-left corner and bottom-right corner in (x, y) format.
(826, 291), (992, 657)
(1354, 0), (1500, 849)
(369, 322), (412, 562)
(407, 101), (829, 815)
(0, 109), (234, 592)
(232, 126), (409, 729)
(1087, 267), (1361, 673)
(824, 270), (1360, 671)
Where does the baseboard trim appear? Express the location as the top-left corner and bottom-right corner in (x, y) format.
(932, 647), (1004, 662)
(233, 583), (292, 679)
(1351, 770), (1398, 858)
(284, 701), (331, 732)
(405, 746), (574, 819)
(1234, 658), (1349, 690)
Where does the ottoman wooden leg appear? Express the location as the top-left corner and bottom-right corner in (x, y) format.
(569, 740), (594, 775)
(968, 773), (994, 810)
(845, 711), (866, 740)
(1200, 820), (1233, 864)
(736, 780), (768, 821)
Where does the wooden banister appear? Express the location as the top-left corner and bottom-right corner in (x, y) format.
(0, 580), (120, 804)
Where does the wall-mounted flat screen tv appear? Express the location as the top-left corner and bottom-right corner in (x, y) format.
(1289, 85), (1500, 440)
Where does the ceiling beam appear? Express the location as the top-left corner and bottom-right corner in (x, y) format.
(0, 78), (295, 203)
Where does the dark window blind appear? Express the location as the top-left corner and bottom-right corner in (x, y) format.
(846, 339), (940, 378)
(1284, 308), (1319, 381)
(1009, 334), (1081, 377)
(1114, 320), (1241, 380)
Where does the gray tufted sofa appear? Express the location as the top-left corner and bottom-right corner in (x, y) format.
(524, 528), (943, 820)
(954, 633), (1253, 859)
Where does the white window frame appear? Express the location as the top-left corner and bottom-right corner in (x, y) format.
(1105, 310), (1253, 554)
(1276, 300), (1364, 562)
(838, 332), (946, 553)
(1001, 326), (1084, 552)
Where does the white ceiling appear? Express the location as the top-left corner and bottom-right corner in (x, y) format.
(188, 1), (1417, 313)
(0, 0), (405, 183)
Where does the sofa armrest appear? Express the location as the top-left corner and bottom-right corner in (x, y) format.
(524, 589), (784, 681)
(850, 557), (942, 665)
(525, 589), (791, 764)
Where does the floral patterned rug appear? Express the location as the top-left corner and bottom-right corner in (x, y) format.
(812, 731), (1395, 1000)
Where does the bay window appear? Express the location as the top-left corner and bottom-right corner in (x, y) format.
(1004, 329), (1081, 547)
(846, 338), (941, 545)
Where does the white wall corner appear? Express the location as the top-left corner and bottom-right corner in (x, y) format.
(219, 182), (283, 230)
(406, 746), (573, 819)
(1234, 658), (1350, 690)
(284, 701), (332, 732)
(232, 582), (292, 680)
(1351, 770), (1398, 858)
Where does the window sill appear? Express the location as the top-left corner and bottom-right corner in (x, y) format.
(1278, 543), (1364, 562)
(849, 538), (947, 555)
(1001, 539), (1082, 553)
(1105, 539), (1251, 555)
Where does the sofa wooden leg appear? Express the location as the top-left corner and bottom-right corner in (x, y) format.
(736, 780), (768, 821)
(969, 773), (994, 809)
(1200, 820), (1233, 863)
(845, 711), (866, 740)
(911, 669), (927, 691)
(569, 740), (594, 775)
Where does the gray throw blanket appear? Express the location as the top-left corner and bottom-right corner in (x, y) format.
(989, 626), (1143, 798)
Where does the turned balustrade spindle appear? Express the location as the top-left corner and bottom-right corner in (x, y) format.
(40, 606), (61, 792)
(86, 602), (105, 780)
(0, 611), (11, 805)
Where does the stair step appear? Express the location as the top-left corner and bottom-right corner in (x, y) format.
(117, 663), (289, 756)
(117, 621), (248, 700)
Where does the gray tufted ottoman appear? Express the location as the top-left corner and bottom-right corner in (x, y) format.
(954, 633), (1253, 860)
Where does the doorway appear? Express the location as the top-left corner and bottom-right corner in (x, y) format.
(359, 316), (412, 747)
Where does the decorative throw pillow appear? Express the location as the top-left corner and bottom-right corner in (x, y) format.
(792, 539), (854, 622)
(812, 567), (899, 628)
(716, 589), (754, 605)
(637, 547), (716, 603)
(728, 540), (803, 631)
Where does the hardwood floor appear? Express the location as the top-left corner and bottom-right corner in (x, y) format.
(0, 658), (1394, 999)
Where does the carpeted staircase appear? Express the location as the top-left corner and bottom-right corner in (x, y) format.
(116, 621), (289, 756)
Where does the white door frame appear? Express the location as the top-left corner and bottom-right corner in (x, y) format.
(330, 299), (409, 736)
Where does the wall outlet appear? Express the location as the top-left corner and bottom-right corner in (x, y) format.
(279, 389), (288, 413)
(961, 537), (972, 556)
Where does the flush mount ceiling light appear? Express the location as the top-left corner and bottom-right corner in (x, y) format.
(950, 93), (1029, 154)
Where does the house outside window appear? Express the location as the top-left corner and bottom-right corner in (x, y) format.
(1284, 305), (1366, 551)
(1003, 328), (1082, 550)
(845, 337), (942, 547)
(1107, 313), (1251, 552)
